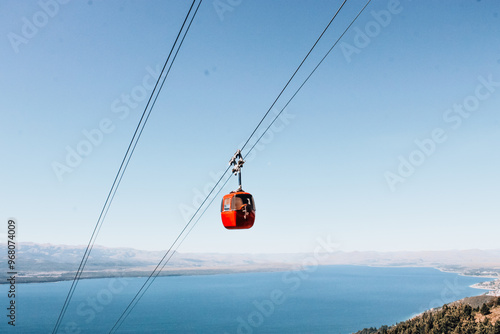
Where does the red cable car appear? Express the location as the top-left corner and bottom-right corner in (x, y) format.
(221, 191), (255, 229)
(221, 150), (256, 230)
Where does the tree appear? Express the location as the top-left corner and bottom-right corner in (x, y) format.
(480, 303), (491, 316)
(493, 320), (500, 334)
(463, 304), (473, 319)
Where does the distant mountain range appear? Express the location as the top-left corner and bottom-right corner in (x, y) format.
(1, 242), (499, 283)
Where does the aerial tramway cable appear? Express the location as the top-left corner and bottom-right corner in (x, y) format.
(239, 0), (348, 154)
(107, 0), (373, 331)
(51, 1), (201, 333)
(108, 169), (231, 333)
(243, 0), (373, 161)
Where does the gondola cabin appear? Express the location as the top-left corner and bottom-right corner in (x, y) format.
(221, 191), (256, 229)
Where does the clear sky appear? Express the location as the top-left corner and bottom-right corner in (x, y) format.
(1, 0), (499, 254)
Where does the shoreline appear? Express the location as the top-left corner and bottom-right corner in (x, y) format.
(436, 268), (500, 296)
(3, 264), (499, 289)
(0, 264), (298, 285)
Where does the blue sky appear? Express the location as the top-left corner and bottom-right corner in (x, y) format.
(1, 0), (499, 254)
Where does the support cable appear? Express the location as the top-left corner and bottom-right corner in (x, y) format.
(108, 172), (232, 333)
(107, 0), (374, 331)
(51, 1), (200, 333)
(243, 0), (373, 161)
(107, 0), (205, 331)
(239, 0), (348, 153)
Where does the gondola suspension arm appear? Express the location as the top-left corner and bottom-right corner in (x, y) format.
(229, 149), (245, 192)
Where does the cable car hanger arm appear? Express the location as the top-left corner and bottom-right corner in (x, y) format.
(229, 149), (245, 191)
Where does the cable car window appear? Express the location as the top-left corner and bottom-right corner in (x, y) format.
(233, 194), (254, 211)
(223, 197), (231, 211)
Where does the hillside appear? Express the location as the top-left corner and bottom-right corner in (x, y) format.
(355, 296), (500, 334)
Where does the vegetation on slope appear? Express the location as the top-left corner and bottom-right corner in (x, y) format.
(355, 296), (500, 334)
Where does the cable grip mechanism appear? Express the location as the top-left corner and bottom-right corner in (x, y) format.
(229, 149), (245, 191)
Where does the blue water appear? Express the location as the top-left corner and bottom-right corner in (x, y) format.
(0, 266), (493, 333)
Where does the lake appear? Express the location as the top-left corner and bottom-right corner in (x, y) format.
(0, 266), (493, 333)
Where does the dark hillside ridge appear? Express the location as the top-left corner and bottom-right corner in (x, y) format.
(354, 296), (500, 334)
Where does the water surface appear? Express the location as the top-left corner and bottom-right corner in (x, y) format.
(0, 266), (493, 333)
